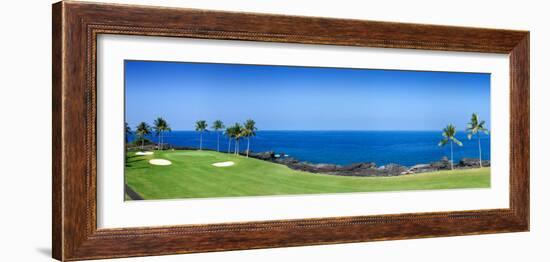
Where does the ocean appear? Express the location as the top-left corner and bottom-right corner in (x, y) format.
(131, 130), (490, 166)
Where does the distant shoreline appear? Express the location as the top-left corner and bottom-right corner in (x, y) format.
(245, 151), (490, 177)
(128, 145), (490, 177)
(127, 130), (490, 166)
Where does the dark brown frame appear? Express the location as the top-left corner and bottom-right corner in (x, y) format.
(52, 1), (530, 261)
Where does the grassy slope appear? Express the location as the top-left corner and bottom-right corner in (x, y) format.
(125, 150), (490, 200)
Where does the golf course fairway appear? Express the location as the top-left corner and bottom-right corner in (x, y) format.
(125, 150), (490, 200)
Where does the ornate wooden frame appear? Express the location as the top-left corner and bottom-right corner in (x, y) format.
(52, 1), (530, 261)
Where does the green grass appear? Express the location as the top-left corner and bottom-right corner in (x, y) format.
(125, 150), (490, 200)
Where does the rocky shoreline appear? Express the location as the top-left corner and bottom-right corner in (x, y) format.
(248, 151), (490, 177)
(128, 144), (489, 177)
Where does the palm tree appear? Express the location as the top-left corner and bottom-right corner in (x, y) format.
(438, 124), (463, 170)
(466, 113), (490, 168)
(124, 122), (132, 144)
(232, 123), (243, 155)
(242, 119), (257, 157)
(195, 120), (208, 150)
(212, 120), (225, 152)
(153, 117), (171, 151)
(135, 122), (152, 150)
(224, 126), (234, 154)
(124, 122), (132, 163)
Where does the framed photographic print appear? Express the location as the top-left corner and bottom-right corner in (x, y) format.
(52, 1), (529, 261)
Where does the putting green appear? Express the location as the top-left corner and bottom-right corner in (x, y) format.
(125, 150), (490, 200)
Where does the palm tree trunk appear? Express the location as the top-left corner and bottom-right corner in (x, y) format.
(478, 134), (483, 168)
(246, 137), (250, 157)
(228, 139), (231, 154)
(199, 132), (202, 150)
(217, 132), (220, 152)
(450, 142), (454, 170)
(141, 137), (144, 151)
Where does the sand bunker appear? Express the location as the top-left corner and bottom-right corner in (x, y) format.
(135, 151), (154, 156)
(212, 161), (235, 167)
(149, 159), (172, 166)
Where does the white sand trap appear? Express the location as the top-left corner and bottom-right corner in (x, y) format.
(149, 159), (172, 166)
(212, 161), (235, 167)
(135, 151), (154, 156)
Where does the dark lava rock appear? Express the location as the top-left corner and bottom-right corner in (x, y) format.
(247, 151), (489, 178)
(429, 157), (451, 170)
(249, 151), (275, 161)
(409, 163), (438, 173)
(286, 162), (339, 173)
(343, 162), (377, 171)
(458, 158), (491, 168)
(276, 157), (301, 166)
(379, 163), (408, 176)
(281, 159), (387, 177)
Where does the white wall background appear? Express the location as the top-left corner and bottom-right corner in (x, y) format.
(0, 0), (546, 261)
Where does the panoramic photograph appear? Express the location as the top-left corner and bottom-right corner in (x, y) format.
(124, 60), (491, 201)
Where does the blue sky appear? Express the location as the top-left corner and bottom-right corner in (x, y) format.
(125, 60), (490, 131)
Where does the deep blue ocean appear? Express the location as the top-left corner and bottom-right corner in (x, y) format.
(131, 131), (490, 166)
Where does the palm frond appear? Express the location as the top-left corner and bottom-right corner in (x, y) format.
(195, 120), (208, 131)
(451, 137), (463, 146)
(467, 113), (490, 138)
(135, 122), (152, 136)
(212, 120), (225, 131)
(242, 119), (257, 137)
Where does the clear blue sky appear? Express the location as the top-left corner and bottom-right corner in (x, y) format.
(125, 60), (490, 131)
